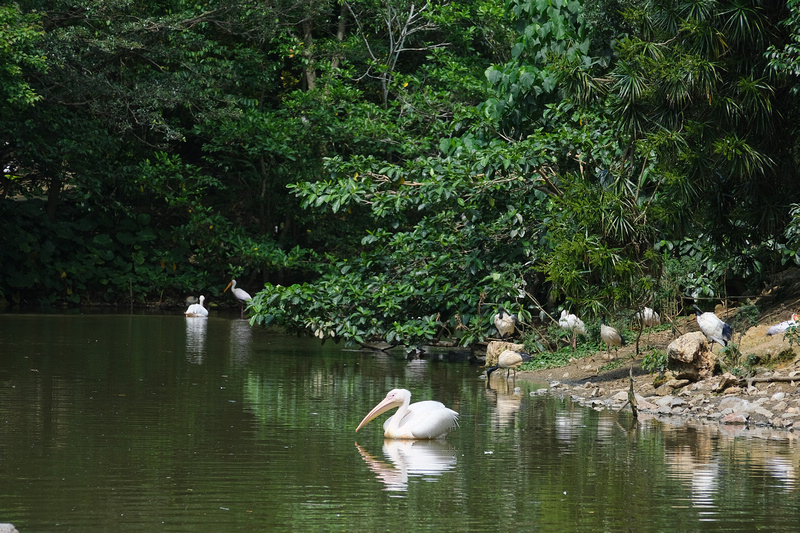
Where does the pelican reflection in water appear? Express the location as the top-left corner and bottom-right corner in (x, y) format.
(355, 440), (457, 492)
(185, 316), (208, 364)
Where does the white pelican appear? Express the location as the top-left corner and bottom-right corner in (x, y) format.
(184, 295), (209, 317)
(766, 314), (799, 336)
(486, 349), (532, 381)
(693, 305), (732, 348)
(355, 389), (459, 440)
(600, 318), (625, 356)
(558, 310), (586, 350)
(224, 279), (252, 318)
(493, 307), (518, 338)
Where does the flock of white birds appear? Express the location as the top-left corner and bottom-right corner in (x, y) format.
(494, 304), (799, 357)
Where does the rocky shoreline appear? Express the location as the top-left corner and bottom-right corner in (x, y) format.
(535, 368), (800, 431)
(485, 314), (800, 434)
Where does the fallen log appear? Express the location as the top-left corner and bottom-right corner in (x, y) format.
(744, 376), (800, 386)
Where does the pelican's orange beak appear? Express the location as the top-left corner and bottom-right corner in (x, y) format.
(355, 394), (401, 433)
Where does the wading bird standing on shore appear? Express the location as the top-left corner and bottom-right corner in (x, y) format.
(600, 318), (625, 357)
(559, 310), (586, 350)
(485, 349), (532, 383)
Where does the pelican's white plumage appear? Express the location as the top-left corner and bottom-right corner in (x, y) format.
(486, 349), (532, 380)
(559, 310), (586, 350)
(355, 389), (459, 440)
(766, 314), (799, 336)
(693, 305), (732, 348)
(184, 295), (209, 317)
(493, 307), (518, 338)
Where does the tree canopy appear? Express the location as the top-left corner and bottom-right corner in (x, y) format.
(2, 0), (799, 349)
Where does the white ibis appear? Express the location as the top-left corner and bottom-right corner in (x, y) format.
(600, 318), (625, 356)
(766, 314), (799, 336)
(224, 279), (252, 318)
(486, 349), (532, 381)
(635, 307), (661, 327)
(693, 304), (732, 348)
(355, 389), (459, 440)
(559, 310), (586, 350)
(493, 307), (518, 338)
(184, 295), (209, 317)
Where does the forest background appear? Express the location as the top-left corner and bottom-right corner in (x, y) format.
(3, 0), (800, 349)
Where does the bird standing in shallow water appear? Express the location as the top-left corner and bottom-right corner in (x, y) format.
(486, 349), (532, 383)
(355, 389), (459, 440)
(493, 307), (518, 339)
(225, 279), (252, 319)
(559, 310), (586, 350)
(600, 318), (625, 357)
(693, 304), (732, 349)
(766, 314), (799, 336)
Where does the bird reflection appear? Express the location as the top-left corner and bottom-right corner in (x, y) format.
(765, 457), (797, 492)
(355, 440), (457, 492)
(229, 319), (253, 366)
(485, 382), (523, 429)
(185, 316), (208, 364)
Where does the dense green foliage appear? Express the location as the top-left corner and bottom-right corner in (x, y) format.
(2, 0), (800, 348)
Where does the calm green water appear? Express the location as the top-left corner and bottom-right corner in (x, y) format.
(0, 313), (798, 532)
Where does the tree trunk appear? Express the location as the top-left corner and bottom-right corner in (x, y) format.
(46, 173), (61, 222)
(302, 19), (316, 91)
(330, 3), (348, 71)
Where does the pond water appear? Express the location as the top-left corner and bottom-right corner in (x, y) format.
(0, 313), (799, 531)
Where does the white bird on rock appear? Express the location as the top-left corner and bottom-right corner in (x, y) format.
(184, 295), (209, 317)
(559, 310), (586, 350)
(486, 349), (532, 381)
(355, 389), (459, 440)
(766, 314), (799, 336)
(224, 279), (252, 319)
(493, 307), (518, 339)
(600, 318), (625, 356)
(693, 304), (732, 349)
